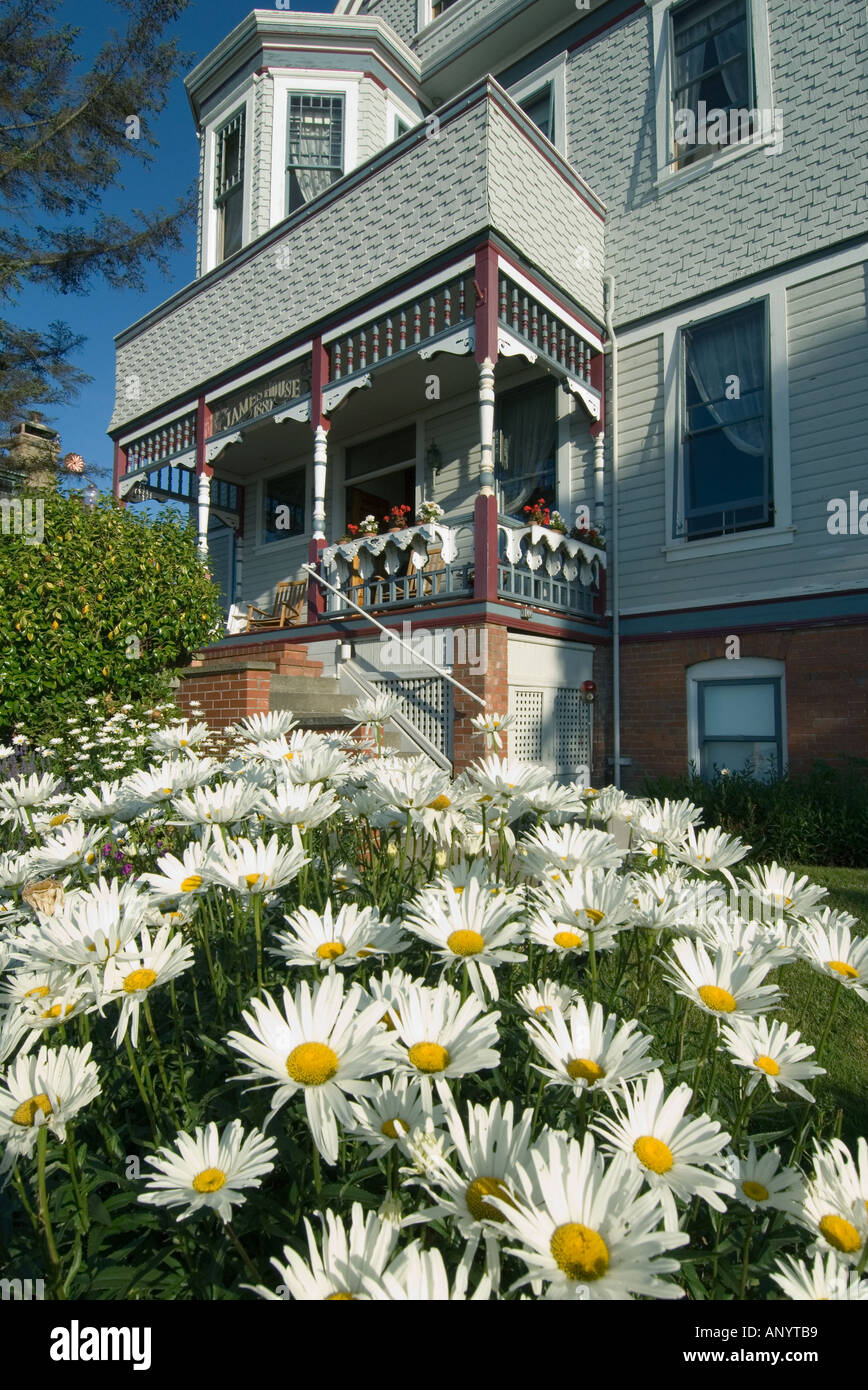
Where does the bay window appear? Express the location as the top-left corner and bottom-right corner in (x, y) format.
(215, 110), (245, 262)
(286, 93), (344, 215)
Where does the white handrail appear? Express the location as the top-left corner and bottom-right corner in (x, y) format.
(301, 563), (486, 707)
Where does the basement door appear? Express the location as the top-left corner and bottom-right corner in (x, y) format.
(507, 635), (594, 781)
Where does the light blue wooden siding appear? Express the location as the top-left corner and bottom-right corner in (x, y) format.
(565, 0), (868, 326)
(616, 260), (868, 614)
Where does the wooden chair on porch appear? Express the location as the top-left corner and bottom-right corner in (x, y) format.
(245, 579), (307, 633)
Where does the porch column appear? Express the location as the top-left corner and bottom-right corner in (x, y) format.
(478, 358), (496, 496)
(312, 425), (328, 541)
(593, 430), (605, 529)
(197, 471), (211, 555)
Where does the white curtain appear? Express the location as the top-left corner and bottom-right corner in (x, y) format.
(497, 385), (557, 516)
(674, 0), (749, 111)
(685, 307), (765, 456)
(289, 110), (337, 205)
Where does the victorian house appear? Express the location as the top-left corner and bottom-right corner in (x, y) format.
(110, 0), (868, 783)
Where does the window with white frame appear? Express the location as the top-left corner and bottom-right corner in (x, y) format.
(678, 299), (772, 541)
(495, 378), (558, 521)
(518, 84), (554, 141)
(215, 110), (245, 262)
(646, 0), (777, 183)
(687, 658), (785, 779)
(286, 94), (344, 215)
(508, 56), (567, 151)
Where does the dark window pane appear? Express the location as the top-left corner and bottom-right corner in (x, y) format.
(286, 94), (344, 213)
(519, 86), (554, 140)
(345, 426), (416, 481)
(671, 0), (752, 168)
(264, 469), (306, 542)
(219, 186), (243, 260)
(495, 377), (557, 520)
(698, 679), (781, 780)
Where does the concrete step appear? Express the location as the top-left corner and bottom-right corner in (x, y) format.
(270, 675), (342, 699)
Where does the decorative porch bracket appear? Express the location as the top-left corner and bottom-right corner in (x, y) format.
(417, 326), (474, 360)
(322, 373), (372, 415)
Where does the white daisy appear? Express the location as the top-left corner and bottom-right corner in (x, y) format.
(592, 1070), (734, 1229)
(345, 1074), (440, 1160)
(799, 1140), (868, 1266)
(229, 711), (297, 743)
(795, 913), (868, 1001)
(772, 1251), (868, 1301)
(0, 1043), (100, 1168)
(496, 1129), (687, 1300)
(739, 862), (827, 921)
(248, 1202), (399, 1300)
(723, 1142), (804, 1215)
(526, 997), (661, 1096)
(515, 979), (577, 1020)
(367, 1243), (492, 1300)
(663, 938), (781, 1019)
(137, 1120), (277, 1222)
(141, 844), (212, 902)
(226, 974), (397, 1164)
(401, 877), (525, 1001)
(272, 901), (405, 970)
(721, 1016), (825, 1103)
(205, 832), (308, 897)
(148, 721), (211, 755)
(390, 979), (501, 1105)
(102, 926), (195, 1047)
(257, 782), (339, 831)
(517, 823), (624, 877)
(170, 780), (264, 826)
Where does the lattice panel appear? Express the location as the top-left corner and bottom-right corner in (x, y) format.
(510, 688), (544, 763)
(553, 688), (592, 768)
(371, 677), (453, 758)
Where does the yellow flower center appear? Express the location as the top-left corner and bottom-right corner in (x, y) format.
(408, 1041), (450, 1074)
(25, 985), (51, 998)
(180, 875), (202, 892)
(179, 740), (189, 748)
(742, 1180), (770, 1202)
(827, 959), (858, 980)
(465, 1175), (516, 1224)
(534, 1004), (552, 1015)
(754, 1054), (780, 1076)
(192, 1168), (226, 1193)
(325, 1291), (354, 1300)
(698, 984), (737, 1013)
(244, 873), (263, 887)
(427, 795), (451, 811)
(124, 968), (157, 993)
(286, 1042), (339, 1086)
(12, 1093), (53, 1127)
(446, 929), (485, 956)
(357, 947), (375, 959)
(567, 1057), (606, 1085)
(453, 886), (465, 896)
(41, 1003), (74, 1018)
(584, 908), (605, 925)
(549, 1223), (610, 1281)
(819, 1214), (862, 1254)
(317, 940), (346, 961)
(380, 1117), (407, 1140)
(633, 1135), (674, 1174)
(553, 930), (582, 950)
(49, 813), (70, 826)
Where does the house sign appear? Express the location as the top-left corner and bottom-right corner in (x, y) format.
(211, 359), (312, 434)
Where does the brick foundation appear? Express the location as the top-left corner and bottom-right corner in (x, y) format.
(192, 638), (324, 678)
(452, 621), (509, 772)
(619, 623), (868, 790)
(177, 659), (273, 731)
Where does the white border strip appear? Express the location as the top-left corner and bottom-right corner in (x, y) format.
(322, 256), (476, 344)
(497, 257), (604, 351)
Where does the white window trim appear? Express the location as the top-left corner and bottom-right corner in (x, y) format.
(201, 85), (255, 276)
(686, 656), (786, 776)
(385, 95), (417, 144)
(645, 0), (779, 193)
(661, 279), (792, 560)
(269, 73), (360, 229)
(416, 0), (474, 36)
(254, 460), (311, 552)
(507, 52), (567, 153)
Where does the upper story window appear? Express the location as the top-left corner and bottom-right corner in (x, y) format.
(679, 300), (771, 541)
(671, 0), (754, 169)
(495, 378), (557, 521)
(518, 85), (554, 141)
(215, 110), (245, 262)
(286, 94), (344, 215)
(646, 0), (778, 187)
(431, 0), (460, 17)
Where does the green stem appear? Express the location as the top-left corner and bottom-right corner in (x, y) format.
(36, 1126), (64, 1298)
(738, 1211), (755, 1298)
(587, 929), (597, 1003)
(144, 997), (180, 1125)
(226, 1223), (262, 1283)
(123, 1032), (160, 1135)
(65, 1128), (90, 1234)
(814, 979), (843, 1068)
(252, 894), (264, 995)
(312, 1145), (323, 1197)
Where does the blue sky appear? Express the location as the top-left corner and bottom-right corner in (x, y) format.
(13, 1), (336, 483)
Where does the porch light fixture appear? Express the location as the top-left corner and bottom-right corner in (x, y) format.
(519, 606), (533, 621)
(82, 482), (98, 508)
(337, 640), (353, 663)
(580, 680), (596, 703)
(425, 440), (443, 474)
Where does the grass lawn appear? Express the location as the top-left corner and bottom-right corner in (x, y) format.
(778, 864), (868, 1146)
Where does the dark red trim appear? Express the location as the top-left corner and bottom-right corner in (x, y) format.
(566, 2), (645, 53)
(310, 336), (329, 429)
(623, 586), (868, 623)
(622, 612), (868, 644)
(113, 440), (127, 503)
(361, 70), (388, 92)
(473, 494), (499, 599)
(196, 398), (213, 478)
(307, 538), (326, 625)
(474, 244), (499, 365)
(494, 242), (605, 344)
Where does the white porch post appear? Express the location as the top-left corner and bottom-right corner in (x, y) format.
(593, 429), (606, 529)
(478, 357), (496, 496)
(312, 424), (328, 541)
(197, 471), (211, 555)
(234, 532), (244, 602)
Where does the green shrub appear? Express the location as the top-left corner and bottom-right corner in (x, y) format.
(644, 760), (868, 868)
(0, 491), (224, 740)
